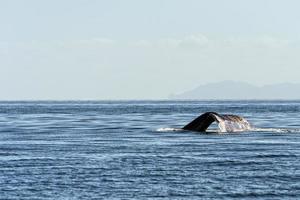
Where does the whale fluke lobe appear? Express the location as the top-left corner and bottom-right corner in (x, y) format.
(183, 112), (251, 132)
(183, 112), (219, 132)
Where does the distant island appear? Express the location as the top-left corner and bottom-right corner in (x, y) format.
(170, 81), (300, 100)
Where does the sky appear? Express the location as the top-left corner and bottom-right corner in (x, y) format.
(1, 0), (300, 100)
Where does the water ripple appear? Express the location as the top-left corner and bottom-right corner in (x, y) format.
(0, 101), (300, 199)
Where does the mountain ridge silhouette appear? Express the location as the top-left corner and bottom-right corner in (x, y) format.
(170, 81), (300, 100)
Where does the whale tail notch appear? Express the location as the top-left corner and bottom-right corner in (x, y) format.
(183, 112), (251, 132)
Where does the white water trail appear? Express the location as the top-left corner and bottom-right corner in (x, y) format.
(156, 126), (300, 133)
(156, 127), (183, 132)
(250, 127), (300, 133)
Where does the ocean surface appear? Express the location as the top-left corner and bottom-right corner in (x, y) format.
(0, 100), (300, 199)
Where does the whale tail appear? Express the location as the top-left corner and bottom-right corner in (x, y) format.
(183, 112), (251, 132)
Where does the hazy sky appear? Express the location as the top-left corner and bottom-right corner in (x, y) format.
(1, 0), (300, 100)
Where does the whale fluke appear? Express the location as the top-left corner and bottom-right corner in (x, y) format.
(183, 112), (251, 132)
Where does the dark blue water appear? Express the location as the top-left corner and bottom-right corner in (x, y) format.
(0, 101), (300, 199)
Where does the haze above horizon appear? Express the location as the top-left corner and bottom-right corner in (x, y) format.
(1, 0), (300, 100)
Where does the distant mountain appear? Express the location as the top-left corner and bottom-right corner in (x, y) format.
(170, 81), (300, 100)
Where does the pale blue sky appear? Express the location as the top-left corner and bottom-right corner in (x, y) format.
(1, 0), (300, 99)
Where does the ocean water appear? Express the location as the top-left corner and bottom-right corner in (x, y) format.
(0, 101), (300, 199)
